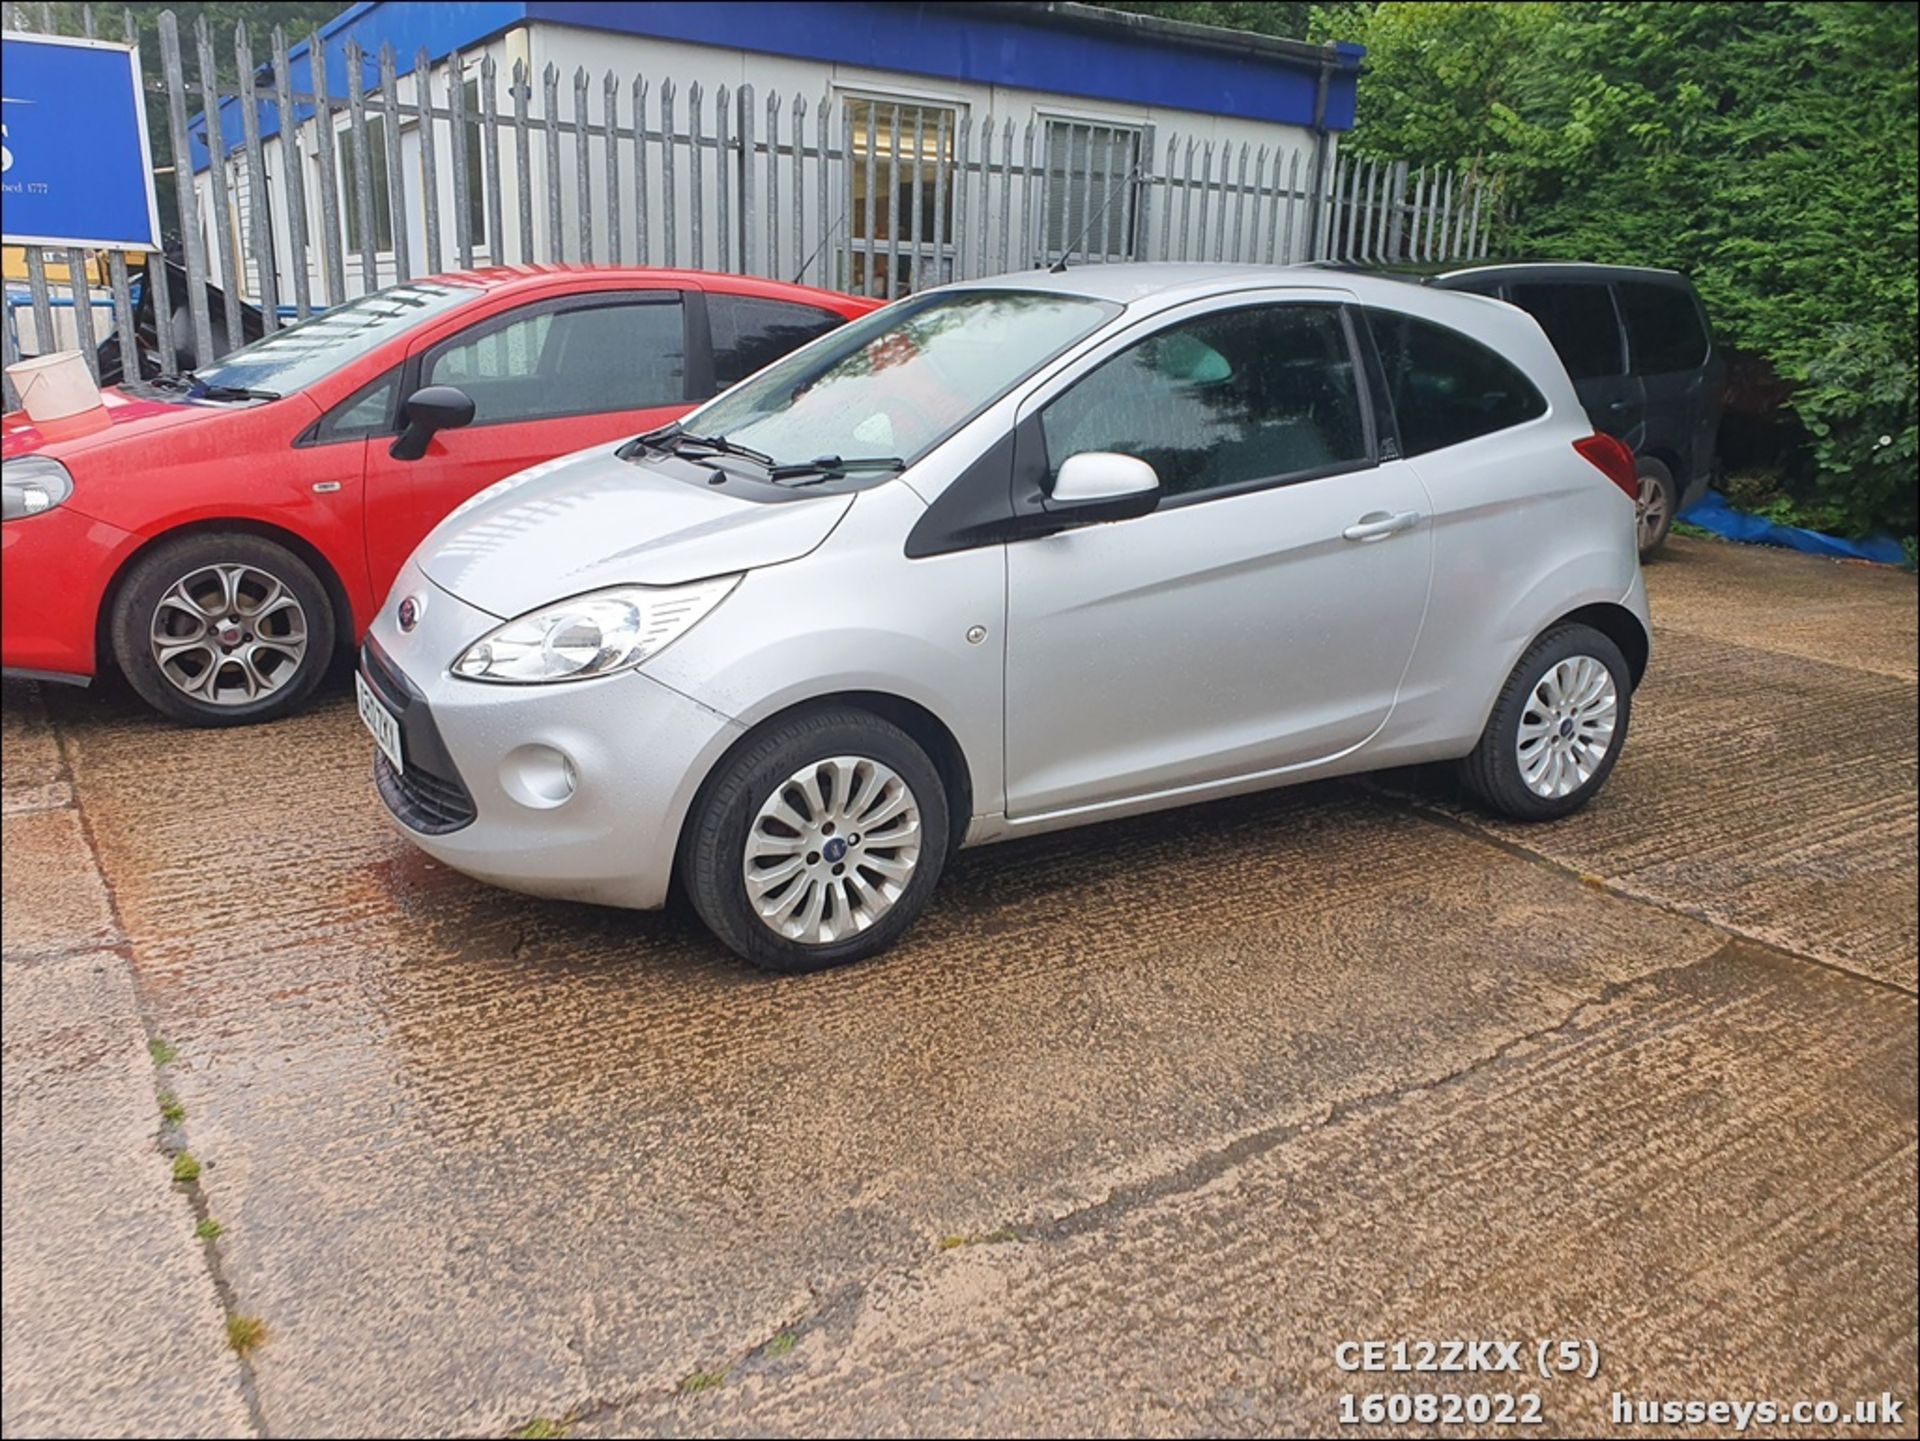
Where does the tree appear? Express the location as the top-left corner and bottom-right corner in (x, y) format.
(1092, 2), (1315, 40)
(1114, 2), (1917, 537)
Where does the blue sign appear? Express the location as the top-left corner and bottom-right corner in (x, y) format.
(1, 31), (161, 250)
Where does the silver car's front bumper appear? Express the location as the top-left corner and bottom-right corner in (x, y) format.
(363, 567), (744, 910)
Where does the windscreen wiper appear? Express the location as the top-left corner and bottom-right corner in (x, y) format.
(194, 383), (280, 402)
(767, 454), (906, 483)
(152, 370), (279, 402)
(671, 432), (777, 468)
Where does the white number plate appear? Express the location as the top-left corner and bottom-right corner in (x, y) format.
(355, 671), (404, 773)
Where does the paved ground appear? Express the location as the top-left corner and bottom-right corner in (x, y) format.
(2, 535), (1915, 1438)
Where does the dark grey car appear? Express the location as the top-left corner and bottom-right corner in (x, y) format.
(1428, 263), (1726, 554)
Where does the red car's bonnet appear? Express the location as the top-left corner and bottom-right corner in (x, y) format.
(1, 387), (228, 460)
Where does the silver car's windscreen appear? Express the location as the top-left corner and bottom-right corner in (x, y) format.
(181, 280), (479, 395)
(686, 289), (1121, 468)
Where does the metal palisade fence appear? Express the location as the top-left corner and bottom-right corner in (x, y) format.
(1, 4), (1498, 407)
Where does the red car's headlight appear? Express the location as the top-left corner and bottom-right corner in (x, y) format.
(1, 455), (75, 521)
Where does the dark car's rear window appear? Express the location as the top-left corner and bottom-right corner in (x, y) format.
(1617, 281), (1709, 374)
(1508, 282), (1625, 381)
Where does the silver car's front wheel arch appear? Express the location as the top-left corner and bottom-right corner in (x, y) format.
(679, 690), (975, 864)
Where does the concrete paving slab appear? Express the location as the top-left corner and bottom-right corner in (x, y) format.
(1, 808), (121, 961)
(1, 949), (254, 1439)
(1653, 537), (1918, 681)
(581, 940), (1916, 1437)
(1420, 624), (1918, 989)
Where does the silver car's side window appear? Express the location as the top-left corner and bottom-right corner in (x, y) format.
(1038, 302), (1368, 503)
(1363, 307), (1548, 457)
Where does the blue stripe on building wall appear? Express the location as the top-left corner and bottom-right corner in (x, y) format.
(193, 1), (1359, 171)
(529, 2), (1360, 129)
(191, 1), (529, 171)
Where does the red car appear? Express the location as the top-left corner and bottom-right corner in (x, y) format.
(1, 266), (877, 724)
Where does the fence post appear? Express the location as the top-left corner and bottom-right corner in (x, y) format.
(273, 28), (313, 317)
(633, 75), (651, 266)
(236, 24), (279, 326)
(884, 104), (902, 297)
(738, 84), (756, 276)
(343, 42), (377, 292)
(508, 62), (530, 264)
(766, 91), (782, 281)
(605, 71), (624, 267)
(574, 68), (593, 265)
(716, 84), (732, 275)
(688, 82), (706, 271)
(376, 46), (409, 282)
(481, 56), (503, 263)
(908, 108), (924, 285)
(951, 113), (971, 281)
(309, 28), (346, 306)
(449, 50), (473, 268)
(1134, 123), (1155, 262)
(193, 17), (243, 349)
(417, 49), (443, 276)
(157, 13), (214, 365)
(541, 64), (563, 263)
(660, 79), (678, 267)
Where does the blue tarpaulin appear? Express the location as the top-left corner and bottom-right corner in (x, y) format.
(1676, 490), (1908, 566)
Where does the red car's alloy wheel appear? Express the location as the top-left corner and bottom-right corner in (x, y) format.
(149, 562), (310, 706)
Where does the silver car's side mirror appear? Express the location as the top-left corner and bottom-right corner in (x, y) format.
(1047, 451), (1161, 523)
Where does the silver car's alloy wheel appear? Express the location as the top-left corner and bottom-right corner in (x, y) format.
(743, 754), (923, 946)
(1636, 471), (1671, 550)
(1516, 655), (1619, 799)
(150, 562), (310, 706)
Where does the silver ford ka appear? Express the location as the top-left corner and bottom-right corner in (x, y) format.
(359, 265), (1650, 971)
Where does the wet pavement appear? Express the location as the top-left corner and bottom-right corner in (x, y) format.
(2, 535), (1915, 1438)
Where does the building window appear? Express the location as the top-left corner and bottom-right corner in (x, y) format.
(1043, 119), (1141, 263)
(340, 114), (394, 256)
(844, 95), (959, 296)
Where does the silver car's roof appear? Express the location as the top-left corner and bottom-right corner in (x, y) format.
(936, 261), (1443, 311)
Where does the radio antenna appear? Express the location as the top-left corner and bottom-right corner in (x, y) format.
(1049, 164), (1140, 273)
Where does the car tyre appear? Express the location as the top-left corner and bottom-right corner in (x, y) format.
(1458, 623), (1632, 822)
(683, 706), (950, 972)
(1635, 456), (1676, 556)
(110, 532), (336, 727)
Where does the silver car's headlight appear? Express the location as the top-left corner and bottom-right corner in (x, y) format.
(2, 455), (75, 521)
(451, 576), (740, 684)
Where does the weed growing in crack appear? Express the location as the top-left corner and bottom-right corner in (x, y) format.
(195, 1218), (223, 1241)
(225, 1315), (265, 1355)
(159, 1092), (185, 1124)
(171, 1152), (201, 1184)
(679, 1370), (727, 1394)
(148, 1038), (178, 1066)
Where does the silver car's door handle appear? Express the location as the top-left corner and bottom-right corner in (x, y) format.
(1342, 510), (1422, 542)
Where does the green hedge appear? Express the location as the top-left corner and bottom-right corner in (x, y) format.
(1306, 1), (1917, 538)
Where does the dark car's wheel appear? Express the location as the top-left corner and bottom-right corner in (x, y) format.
(1635, 456), (1676, 556)
(109, 533), (336, 727)
(1459, 623), (1632, 822)
(683, 706), (950, 973)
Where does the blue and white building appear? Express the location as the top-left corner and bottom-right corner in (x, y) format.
(191, 1), (1365, 302)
